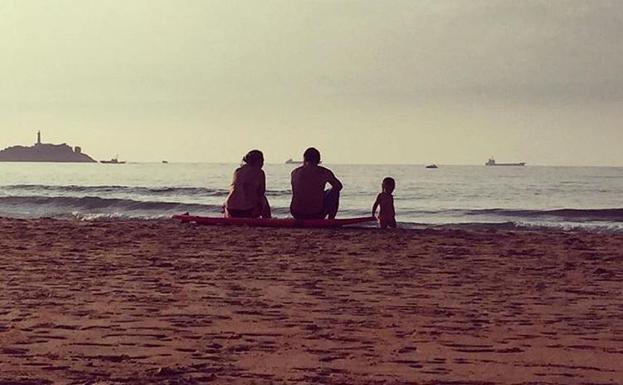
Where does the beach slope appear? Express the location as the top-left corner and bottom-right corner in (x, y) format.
(1, 218), (622, 384)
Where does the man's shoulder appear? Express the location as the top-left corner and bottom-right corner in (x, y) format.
(291, 165), (304, 176)
(291, 164), (334, 178)
(317, 165), (334, 175)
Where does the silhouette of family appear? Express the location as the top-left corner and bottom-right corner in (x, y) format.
(224, 147), (396, 228)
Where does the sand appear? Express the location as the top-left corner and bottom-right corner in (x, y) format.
(1, 217), (622, 384)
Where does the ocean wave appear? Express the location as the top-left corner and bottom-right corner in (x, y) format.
(511, 220), (623, 233)
(0, 195), (221, 213)
(397, 220), (623, 233)
(1, 184), (224, 196)
(0, 184), (292, 197)
(463, 208), (623, 222)
(395, 208), (623, 222)
(1, 193), (621, 232)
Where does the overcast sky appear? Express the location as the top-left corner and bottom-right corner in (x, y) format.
(1, 0), (622, 165)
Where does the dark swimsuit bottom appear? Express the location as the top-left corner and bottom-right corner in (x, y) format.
(291, 211), (325, 220)
(291, 189), (340, 220)
(227, 208), (258, 218)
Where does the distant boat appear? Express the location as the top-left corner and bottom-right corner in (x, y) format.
(285, 158), (303, 164)
(485, 157), (525, 166)
(100, 156), (126, 164)
(425, 164), (438, 169)
(162, 160), (168, 164)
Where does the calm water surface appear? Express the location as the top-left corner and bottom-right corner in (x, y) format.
(0, 163), (621, 230)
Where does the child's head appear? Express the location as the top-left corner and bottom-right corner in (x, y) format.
(382, 177), (395, 193)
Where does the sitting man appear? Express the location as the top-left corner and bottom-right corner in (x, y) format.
(290, 147), (343, 219)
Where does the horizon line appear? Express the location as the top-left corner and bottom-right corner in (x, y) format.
(1, 161), (621, 168)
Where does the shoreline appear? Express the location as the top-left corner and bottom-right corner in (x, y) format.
(1, 217), (622, 384)
(2, 215), (622, 234)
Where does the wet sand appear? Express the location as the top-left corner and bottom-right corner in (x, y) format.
(1, 217), (622, 384)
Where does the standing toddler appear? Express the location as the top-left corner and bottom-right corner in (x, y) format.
(372, 177), (396, 228)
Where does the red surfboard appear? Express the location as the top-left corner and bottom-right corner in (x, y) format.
(173, 214), (375, 228)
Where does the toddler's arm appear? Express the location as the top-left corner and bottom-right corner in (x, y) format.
(371, 194), (380, 217)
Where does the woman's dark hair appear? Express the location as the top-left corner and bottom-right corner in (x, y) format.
(303, 147), (321, 164)
(243, 150), (264, 167)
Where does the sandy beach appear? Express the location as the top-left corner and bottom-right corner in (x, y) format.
(1, 217), (622, 384)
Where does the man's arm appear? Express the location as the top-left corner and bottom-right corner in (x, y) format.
(326, 170), (343, 192)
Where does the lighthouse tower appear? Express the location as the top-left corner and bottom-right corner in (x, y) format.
(36, 130), (41, 145)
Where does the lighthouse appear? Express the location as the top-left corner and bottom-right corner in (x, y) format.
(36, 130), (41, 145)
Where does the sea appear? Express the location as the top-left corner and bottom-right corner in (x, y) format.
(0, 162), (622, 232)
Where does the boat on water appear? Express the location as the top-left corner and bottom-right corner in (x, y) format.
(100, 157), (126, 164)
(162, 160), (168, 164)
(485, 157), (525, 166)
(285, 158), (303, 164)
(425, 164), (438, 169)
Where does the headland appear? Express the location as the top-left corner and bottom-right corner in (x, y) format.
(0, 131), (96, 162)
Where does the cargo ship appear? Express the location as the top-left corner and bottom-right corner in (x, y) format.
(485, 157), (525, 166)
(101, 156), (126, 164)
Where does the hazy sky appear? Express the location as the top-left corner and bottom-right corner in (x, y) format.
(1, 0), (622, 165)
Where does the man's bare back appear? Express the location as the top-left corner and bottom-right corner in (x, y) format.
(290, 148), (342, 219)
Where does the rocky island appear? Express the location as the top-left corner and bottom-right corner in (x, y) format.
(0, 131), (96, 163)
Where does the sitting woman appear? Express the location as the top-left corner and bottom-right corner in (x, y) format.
(225, 150), (271, 218)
